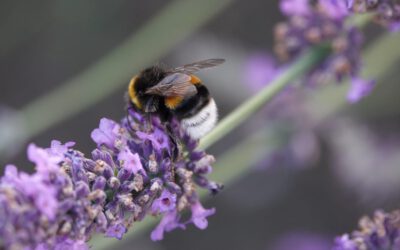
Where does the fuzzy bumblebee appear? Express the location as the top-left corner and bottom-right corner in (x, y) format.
(128, 59), (224, 140)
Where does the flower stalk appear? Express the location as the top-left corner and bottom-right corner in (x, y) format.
(199, 44), (332, 150)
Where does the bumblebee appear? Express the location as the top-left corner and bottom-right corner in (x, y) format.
(127, 58), (225, 140)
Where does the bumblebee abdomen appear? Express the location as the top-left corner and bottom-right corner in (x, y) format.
(180, 98), (218, 140)
(173, 84), (210, 118)
(172, 84), (217, 139)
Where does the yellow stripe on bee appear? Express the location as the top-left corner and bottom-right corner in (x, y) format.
(128, 76), (142, 109)
(190, 74), (201, 84)
(165, 96), (183, 109)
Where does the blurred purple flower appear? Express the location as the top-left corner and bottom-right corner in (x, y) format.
(274, 0), (375, 102)
(28, 143), (63, 174)
(270, 232), (331, 250)
(280, 0), (311, 16)
(328, 119), (400, 203)
(320, 0), (350, 20)
(333, 235), (358, 250)
(347, 77), (376, 103)
(47, 140), (75, 157)
(345, 0), (400, 30)
(38, 238), (89, 250)
(333, 210), (400, 249)
(0, 107), (221, 249)
(105, 223), (127, 240)
(257, 128), (321, 170)
(91, 117), (121, 148)
(390, 21), (400, 31)
(244, 53), (280, 92)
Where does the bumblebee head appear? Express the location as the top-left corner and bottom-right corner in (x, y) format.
(128, 66), (166, 112)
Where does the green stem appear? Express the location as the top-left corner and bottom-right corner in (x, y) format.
(199, 44), (331, 149)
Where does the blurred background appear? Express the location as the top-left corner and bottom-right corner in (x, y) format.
(1, 0), (400, 249)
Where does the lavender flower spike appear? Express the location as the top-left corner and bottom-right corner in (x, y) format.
(0, 106), (221, 249)
(274, 0), (376, 102)
(345, 0), (400, 30)
(347, 77), (376, 103)
(333, 210), (400, 249)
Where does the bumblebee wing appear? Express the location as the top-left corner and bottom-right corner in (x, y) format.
(169, 58), (225, 74)
(145, 73), (197, 98)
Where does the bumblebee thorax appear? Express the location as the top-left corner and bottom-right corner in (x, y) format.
(134, 66), (166, 94)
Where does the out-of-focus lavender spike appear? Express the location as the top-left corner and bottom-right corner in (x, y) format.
(347, 77), (376, 103)
(280, 0), (312, 16)
(333, 210), (400, 249)
(345, 0), (400, 29)
(244, 53), (281, 92)
(273, 0), (377, 102)
(0, 105), (221, 249)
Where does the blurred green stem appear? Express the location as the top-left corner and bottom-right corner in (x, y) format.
(199, 44), (331, 149)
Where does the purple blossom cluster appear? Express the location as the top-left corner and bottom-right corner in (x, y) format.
(0, 107), (220, 249)
(274, 0), (375, 103)
(346, 0), (400, 30)
(333, 210), (400, 249)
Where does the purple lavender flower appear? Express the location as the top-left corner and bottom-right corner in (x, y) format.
(345, 0), (400, 29)
(0, 107), (221, 249)
(347, 77), (376, 103)
(328, 119), (400, 202)
(280, 0), (311, 16)
(275, 0), (374, 102)
(333, 210), (400, 249)
(150, 210), (184, 241)
(105, 223), (127, 240)
(189, 200), (216, 229)
(151, 189), (177, 214)
(244, 53), (280, 92)
(333, 235), (358, 250)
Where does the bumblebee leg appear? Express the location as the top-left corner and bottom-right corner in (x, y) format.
(144, 115), (154, 132)
(165, 123), (179, 161)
